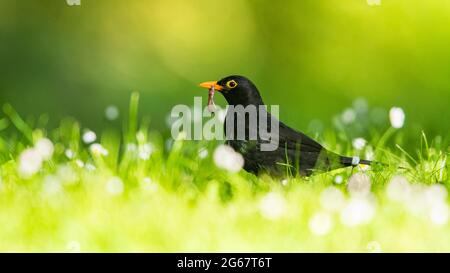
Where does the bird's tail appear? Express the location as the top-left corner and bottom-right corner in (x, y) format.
(340, 155), (409, 171)
(340, 156), (373, 167)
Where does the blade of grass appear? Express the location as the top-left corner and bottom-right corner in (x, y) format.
(2, 104), (33, 143)
(0, 118), (9, 131)
(439, 155), (447, 182)
(126, 92), (140, 143)
(375, 127), (395, 152)
(396, 144), (418, 165)
(421, 130), (430, 161)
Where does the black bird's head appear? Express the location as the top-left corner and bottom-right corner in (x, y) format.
(199, 75), (264, 106)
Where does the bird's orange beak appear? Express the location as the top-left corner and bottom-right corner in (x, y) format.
(199, 81), (223, 91)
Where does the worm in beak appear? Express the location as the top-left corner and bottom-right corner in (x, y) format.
(199, 81), (222, 113)
(208, 85), (216, 112)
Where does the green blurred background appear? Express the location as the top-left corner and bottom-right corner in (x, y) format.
(1, 0), (450, 140)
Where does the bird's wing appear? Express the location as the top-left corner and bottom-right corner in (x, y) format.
(276, 121), (324, 152)
(258, 112), (324, 152)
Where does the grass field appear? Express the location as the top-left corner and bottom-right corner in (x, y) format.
(0, 93), (449, 252)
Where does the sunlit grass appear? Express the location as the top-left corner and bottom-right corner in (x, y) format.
(0, 94), (449, 252)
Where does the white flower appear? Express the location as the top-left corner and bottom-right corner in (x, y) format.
(18, 148), (43, 178)
(106, 177), (124, 196)
(82, 130), (97, 144)
(18, 139), (54, 177)
(404, 184), (449, 223)
(35, 138), (54, 160)
(320, 187), (346, 212)
(405, 184), (429, 216)
(198, 148), (209, 159)
(389, 107), (405, 128)
(309, 212), (333, 236)
(105, 105), (119, 121)
(213, 145), (244, 173)
(139, 143), (154, 160)
(367, 0), (381, 6)
(281, 179), (289, 186)
(340, 197), (376, 226)
(352, 138), (367, 150)
(259, 192), (286, 220)
(425, 185), (449, 226)
(85, 163), (96, 171)
(425, 184), (448, 204)
(386, 175), (410, 202)
(387, 177), (448, 223)
(334, 175), (344, 184)
(90, 143), (109, 156)
(429, 202), (449, 226)
(347, 173), (371, 197)
(65, 149), (75, 159)
(341, 108), (356, 124)
(75, 160), (85, 168)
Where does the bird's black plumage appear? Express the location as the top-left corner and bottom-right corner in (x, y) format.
(203, 75), (371, 176)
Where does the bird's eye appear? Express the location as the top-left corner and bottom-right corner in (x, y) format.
(226, 80), (238, 89)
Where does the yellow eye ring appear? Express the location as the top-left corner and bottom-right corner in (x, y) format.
(226, 80), (238, 89)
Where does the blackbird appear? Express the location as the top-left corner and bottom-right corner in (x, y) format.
(199, 75), (372, 176)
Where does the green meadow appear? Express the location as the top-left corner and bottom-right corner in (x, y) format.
(1, 0), (450, 252)
(0, 93), (449, 252)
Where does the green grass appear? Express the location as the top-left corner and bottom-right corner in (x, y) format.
(0, 94), (449, 252)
